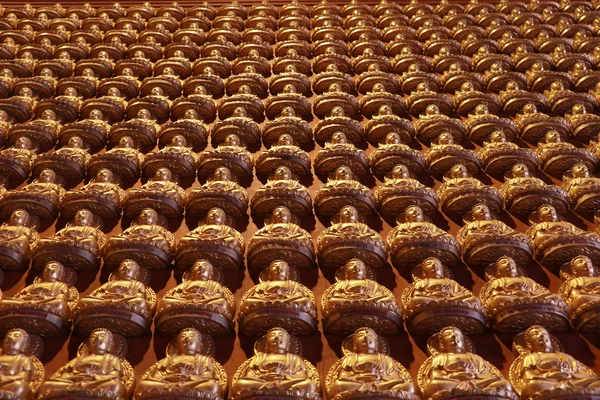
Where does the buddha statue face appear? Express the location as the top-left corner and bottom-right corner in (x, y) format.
(1, 69), (13, 78)
(422, 258), (445, 279)
(107, 87), (122, 97)
(150, 87), (164, 97)
(194, 85), (207, 95)
(68, 136), (84, 149)
(89, 109), (103, 120)
(277, 134), (294, 146)
(572, 103), (587, 115)
(42, 261), (64, 282)
(283, 84), (296, 94)
(571, 255), (596, 277)
(450, 164), (468, 179)
(40, 68), (54, 78)
(122, 68), (134, 77)
(233, 107), (247, 118)
(524, 325), (553, 353)
(505, 81), (520, 91)
(118, 260), (141, 281)
(330, 131), (348, 144)
(224, 134), (241, 147)
(272, 206), (292, 224)
(471, 203), (491, 221)
(177, 329), (203, 355)
(549, 81), (564, 92)
(14, 136), (33, 149)
(496, 256), (519, 278)
(274, 165), (293, 180)
(18, 87), (33, 98)
(190, 260), (214, 281)
(173, 50), (185, 58)
(96, 168), (114, 182)
(238, 85), (253, 95)
(265, 328), (290, 354)
(89, 328), (113, 355)
(98, 51), (110, 60)
(268, 260), (290, 281)
(390, 164), (410, 179)
(473, 104), (489, 115)
(571, 163), (590, 178)
(544, 130), (561, 143)
(511, 163), (530, 178)
(155, 168), (173, 182)
(339, 205), (359, 223)
(2, 329), (29, 356)
(184, 109), (198, 119)
(385, 132), (401, 145)
(437, 132), (454, 145)
(206, 207), (226, 225)
(171, 135), (187, 147)
(281, 106), (296, 118)
(135, 51), (146, 59)
(490, 130), (506, 143)
(9, 210), (29, 226)
(331, 106), (345, 117)
(41, 110), (57, 121)
(425, 104), (440, 116)
(213, 166), (233, 182)
(416, 82), (430, 92)
(345, 259), (367, 280)
(64, 87), (78, 97)
(439, 326), (465, 354)
(538, 205), (559, 222)
(119, 136), (135, 148)
(139, 208), (159, 225)
(74, 209), (93, 226)
(448, 63), (461, 73)
(326, 63), (339, 72)
(353, 328), (378, 354)
(335, 166), (353, 180)
(460, 81), (475, 92)
(378, 104), (392, 116)
(38, 169), (57, 183)
(404, 205), (424, 222)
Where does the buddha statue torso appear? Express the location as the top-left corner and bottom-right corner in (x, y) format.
(124, 167), (186, 218)
(315, 166), (376, 216)
(321, 259), (403, 335)
(62, 169), (126, 220)
(0, 329), (45, 400)
(314, 132), (369, 178)
(156, 260), (235, 336)
(74, 260), (156, 336)
(87, 136), (145, 179)
(0, 136), (37, 182)
(250, 165), (313, 217)
(142, 135), (199, 179)
(480, 256), (569, 332)
(402, 258), (486, 334)
(374, 165), (439, 216)
(255, 134), (311, 177)
(0, 210), (39, 270)
(239, 260), (317, 336)
(558, 255), (600, 332)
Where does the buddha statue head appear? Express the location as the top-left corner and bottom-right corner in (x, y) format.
(40, 110), (57, 121)
(504, 81), (520, 92)
(449, 163), (469, 179)
(344, 259), (368, 280)
(266, 260), (291, 281)
(18, 87), (33, 98)
(471, 203), (492, 221)
(67, 136), (85, 149)
(41, 261), (66, 283)
(273, 165), (293, 180)
(88, 328), (114, 355)
(8, 209), (32, 227)
(572, 103), (587, 115)
(14, 136), (33, 150)
(154, 167), (174, 182)
(280, 106), (296, 118)
(206, 207), (226, 225)
(544, 130), (562, 144)
(233, 107), (248, 118)
(95, 168), (115, 183)
(271, 206), (292, 224)
(331, 106), (345, 118)
(339, 205), (359, 223)
(265, 327), (291, 354)
(334, 165), (354, 180)
(495, 256), (520, 278)
(384, 132), (402, 145)
(137, 108), (152, 120)
(351, 327), (379, 355)
(378, 104), (393, 116)
(436, 132), (455, 145)
(38, 169), (58, 183)
(473, 104), (489, 116)
(176, 328), (204, 355)
(404, 205), (424, 222)
(424, 104), (440, 116)
(89, 109), (104, 120)
(571, 163), (590, 178)
(489, 130), (507, 143)
(277, 134), (294, 146)
(73, 209), (94, 227)
(537, 204), (559, 223)
(570, 255), (596, 278)
(2, 328), (30, 356)
(64, 87), (78, 97)
(438, 326), (465, 354)
(138, 208), (160, 225)
(212, 166), (234, 182)
(119, 136), (135, 148)
(170, 135), (187, 147)
(224, 134), (242, 147)
(184, 108), (199, 120)
(107, 87), (122, 97)
(421, 258), (445, 279)
(390, 164), (410, 180)
(331, 131), (348, 144)
(523, 325), (553, 353)
(511, 163), (531, 178)
(188, 260), (215, 282)
(116, 259), (142, 282)
(521, 103), (538, 115)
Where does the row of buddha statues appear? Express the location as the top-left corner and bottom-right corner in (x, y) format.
(3, 323), (600, 400)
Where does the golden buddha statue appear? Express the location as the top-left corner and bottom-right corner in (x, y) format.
(0, 136), (37, 183)
(315, 165), (376, 216)
(566, 103), (600, 144)
(59, 108), (111, 153)
(230, 328), (321, 400)
(8, 109), (60, 153)
(156, 259), (235, 336)
(31, 135), (90, 181)
(176, 207), (244, 270)
(515, 102), (570, 145)
(32, 208), (106, 271)
(0, 209), (39, 270)
(318, 205), (387, 269)
(388, 205), (460, 270)
(322, 258), (402, 334)
(326, 327), (418, 400)
(142, 134), (199, 179)
(211, 105), (261, 147)
(544, 80), (596, 116)
(454, 80), (502, 117)
(536, 130), (598, 178)
(425, 132), (481, 176)
(527, 204), (600, 268)
(247, 205), (315, 269)
(457, 203), (533, 268)
(418, 326), (517, 400)
(0, 328), (44, 400)
(480, 256), (570, 332)
(87, 136), (145, 179)
(37, 328), (134, 400)
(479, 130), (539, 179)
(0, 168), (66, 220)
(197, 133), (254, 179)
(62, 168), (125, 220)
(255, 133), (311, 177)
(110, 108), (160, 151)
(465, 103), (518, 145)
(251, 165), (312, 217)
(0, 261), (78, 336)
(134, 328), (227, 400)
(509, 325), (600, 400)
(75, 259), (156, 336)
(413, 104), (467, 145)
(501, 163), (568, 218)
(103, 208), (175, 270)
(562, 163), (600, 217)
(314, 105), (364, 145)
(374, 164), (439, 216)
(369, 132), (426, 179)
(437, 163), (503, 219)
(558, 255), (600, 331)
(407, 82), (453, 118)
(239, 259), (317, 335)
(364, 103), (415, 146)
(124, 167), (186, 218)
(187, 166), (249, 218)
(261, 106), (313, 149)
(314, 131), (370, 178)
(402, 257), (486, 334)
